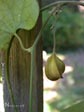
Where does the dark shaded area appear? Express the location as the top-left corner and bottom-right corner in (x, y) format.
(42, 7), (84, 53)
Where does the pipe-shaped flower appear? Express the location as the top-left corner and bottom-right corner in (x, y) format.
(45, 53), (65, 81)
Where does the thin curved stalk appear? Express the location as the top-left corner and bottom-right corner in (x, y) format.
(6, 37), (18, 112)
(14, 33), (31, 52)
(53, 30), (56, 54)
(33, 7), (58, 48)
(41, 1), (84, 11)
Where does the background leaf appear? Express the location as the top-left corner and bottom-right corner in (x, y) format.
(0, 0), (39, 48)
(62, 100), (84, 112)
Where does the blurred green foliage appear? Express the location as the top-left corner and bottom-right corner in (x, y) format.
(62, 100), (84, 112)
(42, 8), (84, 52)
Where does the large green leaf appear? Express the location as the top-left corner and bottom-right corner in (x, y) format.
(0, 0), (39, 48)
(62, 100), (84, 112)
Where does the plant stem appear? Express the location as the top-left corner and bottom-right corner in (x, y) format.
(53, 30), (56, 54)
(29, 47), (35, 112)
(14, 33), (31, 52)
(41, 1), (84, 11)
(6, 37), (18, 112)
(33, 7), (58, 48)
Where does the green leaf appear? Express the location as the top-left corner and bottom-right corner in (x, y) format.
(62, 100), (84, 112)
(0, 0), (39, 48)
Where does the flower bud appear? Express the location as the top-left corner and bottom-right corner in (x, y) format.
(45, 53), (65, 81)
